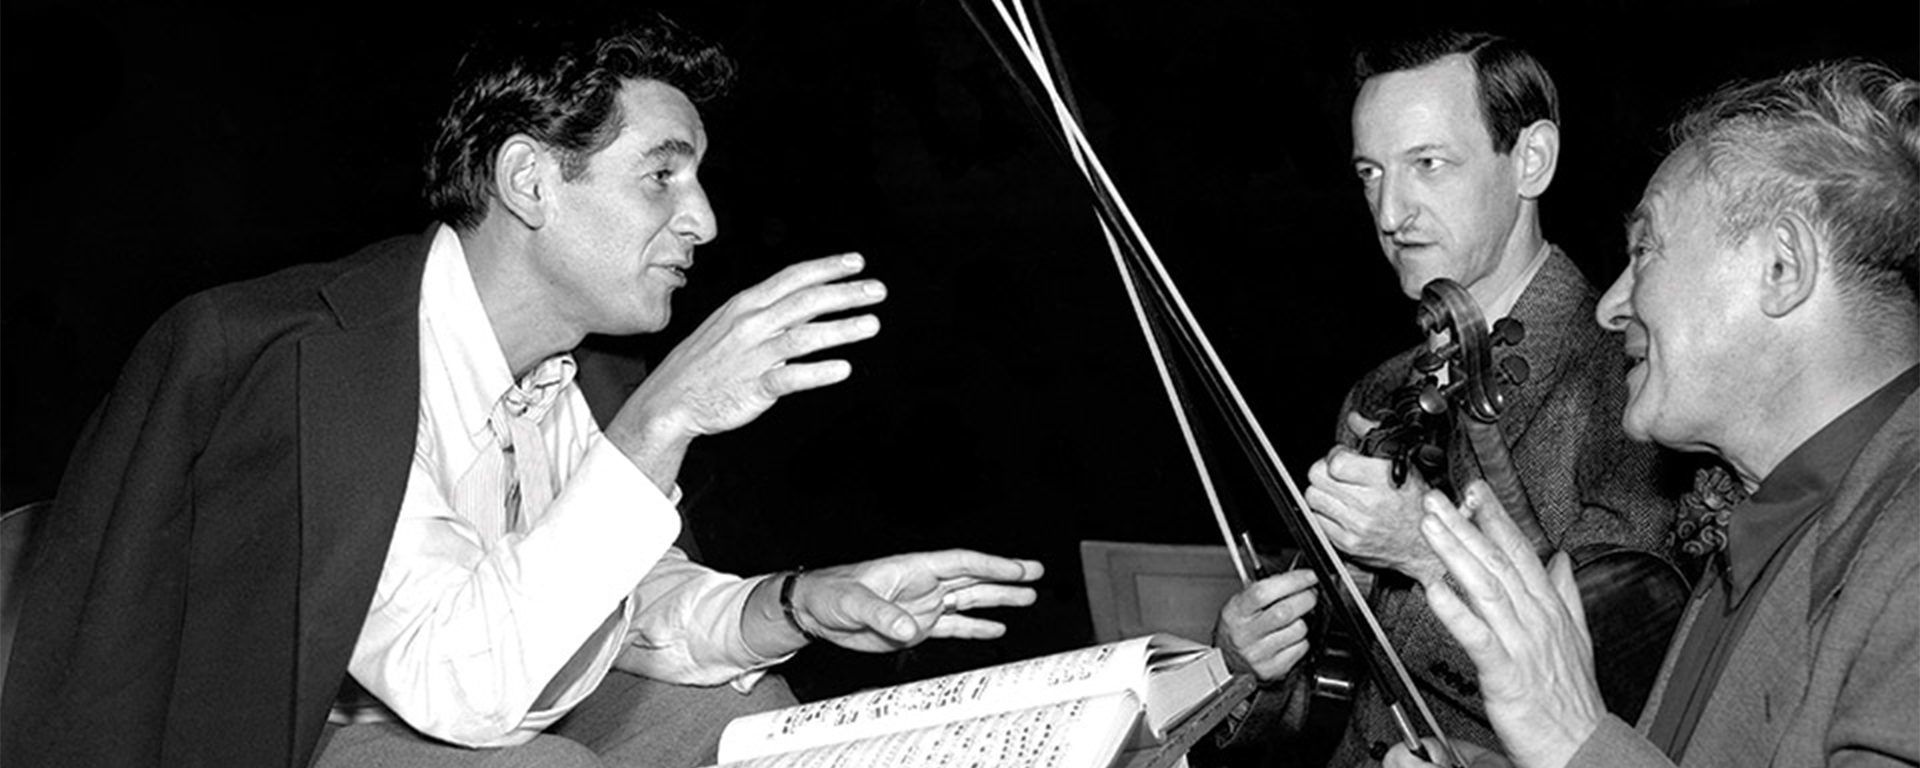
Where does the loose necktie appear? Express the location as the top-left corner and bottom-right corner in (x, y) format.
(456, 354), (577, 547)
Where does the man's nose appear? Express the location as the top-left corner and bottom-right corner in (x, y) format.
(675, 179), (718, 245)
(1373, 172), (1412, 235)
(1595, 267), (1636, 331)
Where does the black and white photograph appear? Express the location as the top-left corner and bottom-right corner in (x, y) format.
(4, 1), (1916, 766)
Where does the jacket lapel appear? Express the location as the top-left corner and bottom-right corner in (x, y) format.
(290, 234), (429, 767)
(1499, 247), (1595, 440)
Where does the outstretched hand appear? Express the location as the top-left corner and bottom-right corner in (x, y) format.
(1417, 481), (1604, 768)
(791, 550), (1046, 653)
(607, 253), (885, 489)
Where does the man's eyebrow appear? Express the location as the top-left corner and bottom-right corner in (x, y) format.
(1623, 205), (1650, 237)
(642, 138), (699, 162)
(1352, 142), (1450, 165)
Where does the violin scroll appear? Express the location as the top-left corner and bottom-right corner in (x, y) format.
(1413, 279), (1529, 424)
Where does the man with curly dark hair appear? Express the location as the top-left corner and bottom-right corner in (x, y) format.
(2, 14), (1044, 768)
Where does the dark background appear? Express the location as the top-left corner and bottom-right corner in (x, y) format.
(4, 0), (1914, 699)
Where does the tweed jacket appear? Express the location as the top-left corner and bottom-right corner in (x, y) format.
(1313, 248), (1682, 766)
(1570, 383), (1920, 767)
(0, 233), (655, 768)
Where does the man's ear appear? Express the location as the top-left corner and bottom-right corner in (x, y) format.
(1759, 211), (1823, 318)
(1514, 119), (1560, 199)
(493, 135), (549, 229)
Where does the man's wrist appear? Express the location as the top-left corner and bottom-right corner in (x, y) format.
(606, 409), (694, 495)
(780, 569), (826, 644)
(742, 573), (808, 658)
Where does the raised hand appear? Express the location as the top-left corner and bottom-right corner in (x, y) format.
(783, 550), (1046, 653)
(1418, 481), (1604, 768)
(1214, 569), (1319, 681)
(607, 252), (885, 488)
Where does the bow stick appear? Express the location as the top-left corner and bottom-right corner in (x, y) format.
(960, 2), (1466, 764)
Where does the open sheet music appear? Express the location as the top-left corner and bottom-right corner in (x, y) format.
(699, 634), (1231, 768)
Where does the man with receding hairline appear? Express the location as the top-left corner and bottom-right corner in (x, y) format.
(1392, 58), (1920, 768)
(1210, 29), (1680, 767)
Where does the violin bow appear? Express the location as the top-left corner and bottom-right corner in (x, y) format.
(959, 2), (1466, 764)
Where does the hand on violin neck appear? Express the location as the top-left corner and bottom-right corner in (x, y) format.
(1305, 445), (1448, 584)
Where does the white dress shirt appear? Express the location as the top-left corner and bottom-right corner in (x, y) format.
(344, 225), (783, 747)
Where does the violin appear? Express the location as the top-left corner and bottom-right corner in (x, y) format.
(1354, 277), (1688, 721)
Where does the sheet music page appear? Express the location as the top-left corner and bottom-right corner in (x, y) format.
(715, 636), (1161, 762)
(709, 691), (1141, 768)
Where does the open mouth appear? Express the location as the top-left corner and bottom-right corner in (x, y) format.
(1621, 325), (1649, 370)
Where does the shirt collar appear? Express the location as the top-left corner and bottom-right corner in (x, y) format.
(1725, 364), (1920, 601)
(1481, 241), (1554, 324)
(420, 224), (563, 444)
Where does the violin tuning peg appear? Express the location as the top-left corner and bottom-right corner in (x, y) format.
(1414, 445), (1447, 474)
(1491, 318), (1526, 346)
(1413, 352), (1444, 374)
(1501, 356), (1531, 385)
(1418, 385), (1450, 416)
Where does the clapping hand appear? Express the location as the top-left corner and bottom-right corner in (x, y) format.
(1416, 481), (1605, 768)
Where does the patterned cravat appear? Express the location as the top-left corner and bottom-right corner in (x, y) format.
(456, 354), (577, 547)
(332, 355), (579, 726)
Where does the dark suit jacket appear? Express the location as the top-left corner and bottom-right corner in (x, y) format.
(1570, 383), (1920, 767)
(1263, 248), (1682, 766)
(1, 232), (655, 768)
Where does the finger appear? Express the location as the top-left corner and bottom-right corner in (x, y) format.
(1306, 456), (1338, 492)
(1409, 490), (1466, 588)
(1457, 482), (1538, 575)
(1381, 740), (1443, 768)
(737, 253), (870, 307)
(1459, 483), (1557, 603)
(919, 550), (1046, 584)
(1548, 551), (1590, 640)
(1262, 583), (1320, 628)
(926, 613), (1008, 640)
(836, 587), (922, 643)
(1243, 624), (1313, 680)
(772, 315), (881, 361)
(1346, 411), (1382, 438)
(1419, 495), (1510, 617)
(940, 584), (1037, 612)
(1262, 634), (1312, 678)
(1423, 571), (1502, 665)
(1303, 481), (1362, 535)
(1241, 568), (1320, 609)
(761, 359), (853, 397)
(1322, 446), (1390, 486)
(1423, 495), (1533, 654)
(759, 278), (888, 333)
